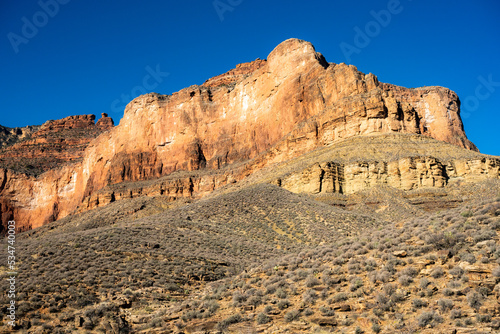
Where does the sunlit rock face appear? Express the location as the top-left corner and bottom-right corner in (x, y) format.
(0, 38), (483, 232)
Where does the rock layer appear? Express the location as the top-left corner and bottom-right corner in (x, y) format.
(276, 156), (500, 195)
(0, 114), (114, 176)
(0, 38), (487, 232)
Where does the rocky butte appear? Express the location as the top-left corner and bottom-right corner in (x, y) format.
(0, 38), (498, 233)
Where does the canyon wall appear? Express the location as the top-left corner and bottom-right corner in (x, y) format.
(0, 38), (489, 232)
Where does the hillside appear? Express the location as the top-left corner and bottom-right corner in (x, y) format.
(0, 38), (499, 334)
(1, 180), (499, 333)
(0, 184), (381, 332)
(165, 189), (500, 334)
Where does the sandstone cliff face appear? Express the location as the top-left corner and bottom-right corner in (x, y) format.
(202, 58), (267, 88)
(0, 39), (487, 232)
(276, 157), (500, 195)
(0, 114), (114, 176)
(0, 114), (114, 232)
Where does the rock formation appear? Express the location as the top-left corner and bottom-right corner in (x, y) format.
(275, 149), (500, 195)
(0, 38), (496, 233)
(0, 124), (39, 149)
(96, 113), (115, 129)
(0, 114), (114, 176)
(0, 114), (114, 232)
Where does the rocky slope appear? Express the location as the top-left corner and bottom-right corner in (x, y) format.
(1, 179), (499, 333)
(167, 195), (500, 334)
(0, 124), (39, 149)
(0, 38), (493, 233)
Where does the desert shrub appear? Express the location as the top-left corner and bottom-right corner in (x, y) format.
(430, 266), (444, 278)
(390, 291), (405, 303)
(419, 277), (431, 289)
(480, 256), (490, 264)
(350, 277), (363, 291)
(181, 310), (202, 322)
(398, 275), (413, 286)
(232, 291), (247, 306)
(417, 311), (443, 328)
(165, 283), (182, 292)
(473, 229), (496, 243)
(303, 308), (314, 316)
(319, 288), (329, 300)
(256, 312), (270, 324)
(442, 288), (454, 296)
(348, 262), (361, 274)
(412, 298), (427, 308)
(247, 295), (262, 307)
(297, 270), (309, 279)
(342, 317), (355, 326)
(284, 309), (300, 322)
(476, 314), (492, 323)
(73, 293), (98, 308)
(303, 289), (318, 304)
(372, 307), (384, 318)
(478, 286), (492, 296)
(277, 299), (291, 310)
(322, 274), (335, 286)
(202, 300), (219, 315)
(369, 270), (390, 284)
(305, 275), (321, 287)
(383, 283), (396, 296)
(460, 253), (476, 264)
(333, 292), (349, 302)
(217, 314), (243, 331)
(265, 284), (277, 294)
(319, 306), (335, 316)
(376, 292), (389, 306)
(437, 298), (453, 312)
(461, 210), (473, 218)
(467, 291), (483, 310)
(450, 308), (462, 319)
(447, 280), (461, 289)
(449, 266), (464, 278)
(275, 288), (287, 299)
(371, 323), (381, 333)
(376, 293), (392, 312)
(402, 267), (418, 277)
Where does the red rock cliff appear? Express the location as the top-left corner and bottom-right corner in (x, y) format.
(0, 38), (478, 232)
(0, 114), (114, 176)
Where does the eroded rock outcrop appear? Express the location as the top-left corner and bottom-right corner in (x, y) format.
(0, 38), (489, 232)
(0, 114), (114, 176)
(96, 113), (115, 130)
(276, 157), (500, 195)
(0, 124), (39, 149)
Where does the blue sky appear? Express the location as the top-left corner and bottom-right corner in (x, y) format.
(1, 0), (499, 155)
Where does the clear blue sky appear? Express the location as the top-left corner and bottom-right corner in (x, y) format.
(1, 0), (499, 155)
